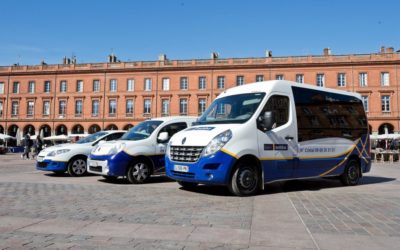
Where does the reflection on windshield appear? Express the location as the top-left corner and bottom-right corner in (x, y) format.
(76, 131), (108, 144)
(196, 93), (265, 125)
(120, 120), (163, 141)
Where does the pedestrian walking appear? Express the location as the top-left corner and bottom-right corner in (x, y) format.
(21, 133), (33, 160)
(33, 136), (43, 158)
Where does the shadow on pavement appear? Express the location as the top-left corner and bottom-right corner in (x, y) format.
(178, 176), (397, 197)
(97, 176), (174, 185)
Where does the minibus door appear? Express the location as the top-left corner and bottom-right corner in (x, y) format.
(257, 94), (297, 181)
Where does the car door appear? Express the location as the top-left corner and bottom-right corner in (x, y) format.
(257, 94), (298, 182)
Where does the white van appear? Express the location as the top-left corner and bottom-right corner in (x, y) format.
(87, 116), (197, 183)
(165, 80), (371, 196)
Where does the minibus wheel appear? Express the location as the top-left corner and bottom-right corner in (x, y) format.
(229, 162), (260, 196)
(67, 156), (87, 177)
(127, 160), (151, 184)
(340, 159), (360, 186)
(177, 181), (198, 190)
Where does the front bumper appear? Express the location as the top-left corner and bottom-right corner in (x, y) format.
(165, 150), (237, 185)
(36, 159), (67, 172)
(88, 151), (132, 177)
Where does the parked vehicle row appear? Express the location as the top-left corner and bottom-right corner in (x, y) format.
(36, 80), (371, 196)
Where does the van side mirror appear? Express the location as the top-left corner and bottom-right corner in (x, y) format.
(157, 132), (169, 143)
(260, 111), (275, 131)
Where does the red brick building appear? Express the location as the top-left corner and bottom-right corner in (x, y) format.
(0, 47), (399, 139)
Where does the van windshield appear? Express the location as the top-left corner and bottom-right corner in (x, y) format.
(196, 92), (266, 125)
(120, 120), (163, 141)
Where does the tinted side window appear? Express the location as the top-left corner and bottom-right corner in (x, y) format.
(292, 86), (368, 142)
(105, 132), (124, 141)
(158, 122), (188, 141)
(258, 95), (289, 131)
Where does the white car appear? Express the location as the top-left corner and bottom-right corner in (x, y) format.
(88, 117), (197, 183)
(36, 130), (126, 176)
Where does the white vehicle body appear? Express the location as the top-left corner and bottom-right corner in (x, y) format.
(165, 80), (371, 196)
(36, 130), (126, 176)
(87, 116), (197, 183)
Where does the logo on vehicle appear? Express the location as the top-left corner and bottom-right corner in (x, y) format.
(182, 137), (186, 145)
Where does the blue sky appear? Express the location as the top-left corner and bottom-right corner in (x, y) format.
(0, 0), (399, 66)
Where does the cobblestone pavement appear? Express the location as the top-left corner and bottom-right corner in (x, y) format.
(0, 153), (399, 249)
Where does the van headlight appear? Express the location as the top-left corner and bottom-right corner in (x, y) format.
(203, 130), (232, 157)
(166, 141), (172, 157)
(109, 143), (126, 155)
(47, 149), (71, 157)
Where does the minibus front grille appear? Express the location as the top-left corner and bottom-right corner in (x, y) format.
(170, 146), (204, 162)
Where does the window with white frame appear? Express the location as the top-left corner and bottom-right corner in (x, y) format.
(127, 79), (134, 91)
(256, 75), (264, 82)
(296, 74), (304, 83)
(11, 101), (19, 116)
(236, 76), (244, 86)
(75, 100), (83, 116)
(217, 76), (225, 89)
(180, 98), (188, 115)
(44, 81), (51, 93)
(92, 100), (99, 117)
(359, 73), (368, 87)
(144, 99), (151, 114)
(316, 74), (325, 87)
(162, 78), (170, 91)
(198, 76), (206, 90)
(198, 98), (207, 115)
(276, 74), (284, 80)
(59, 100), (66, 116)
(28, 81), (35, 93)
(126, 99), (134, 115)
(162, 99), (169, 115)
(0, 82), (4, 94)
(180, 77), (188, 90)
(361, 96), (368, 112)
(60, 80), (67, 92)
(43, 100), (50, 116)
(337, 73), (346, 87)
(27, 101), (34, 117)
(110, 79), (117, 92)
(109, 99), (117, 116)
(144, 78), (152, 91)
(381, 95), (390, 112)
(381, 72), (390, 86)
(76, 80), (83, 92)
(93, 80), (100, 92)
(12, 82), (19, 94)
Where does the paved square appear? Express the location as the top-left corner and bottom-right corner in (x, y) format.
(0, 153), (399, 249)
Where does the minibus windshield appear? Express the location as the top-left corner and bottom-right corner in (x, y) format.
(120, 120), (163, 141)
(196, 92), (266, 125)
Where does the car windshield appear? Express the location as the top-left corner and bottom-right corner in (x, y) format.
(196, 92), (266, 125)
(120, 120), (163, 141)
(76, 131), (108, 144)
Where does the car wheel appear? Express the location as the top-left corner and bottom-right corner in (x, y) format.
(341, 159), (361, 186)
(229, 161), (260, 196)
(127, 161), (151, 184)
(177, 181), (198, 190)
(67, 157), (87, 177)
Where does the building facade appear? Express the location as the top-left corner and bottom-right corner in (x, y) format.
(0, 47), (399, 139)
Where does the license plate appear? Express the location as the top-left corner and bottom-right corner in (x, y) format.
(174, 165), (189, 173)
(37, 156), (44, 162)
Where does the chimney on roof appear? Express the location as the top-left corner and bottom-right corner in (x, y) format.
(158, 54), (167, 61)
(108, 53), (117, 63)
(265, 50), (272, 57)
(380, 46), (386, 53)
(41, 60), (47, 65)
(62, 56), (72, 64)
(386, 47), (394, 53)
(323, 48), (331, 56)
(211, 52), (219, 59)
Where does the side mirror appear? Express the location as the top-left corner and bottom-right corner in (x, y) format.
(261, 111), (275, 131)
(157, 132), (169, 143)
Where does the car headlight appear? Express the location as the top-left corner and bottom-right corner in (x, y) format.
(203, 130), (232, 157)
(166, 140), (172, 157)
(47, 149), (71, 157)
(109, 143), (125, 155)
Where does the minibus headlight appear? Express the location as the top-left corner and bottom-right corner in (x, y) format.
(166, 141), (172, 157)
(203, 130), (232, 157)
(109, 143), (126, 155)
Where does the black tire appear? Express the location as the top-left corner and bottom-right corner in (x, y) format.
(340, 159), (361, 186)
(127, 160), (151, 184)
(102, 176), (118, 181)
(177, 181), (198, 190)
(67, 157), (87, 177)
(228, 161), (260, 196)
